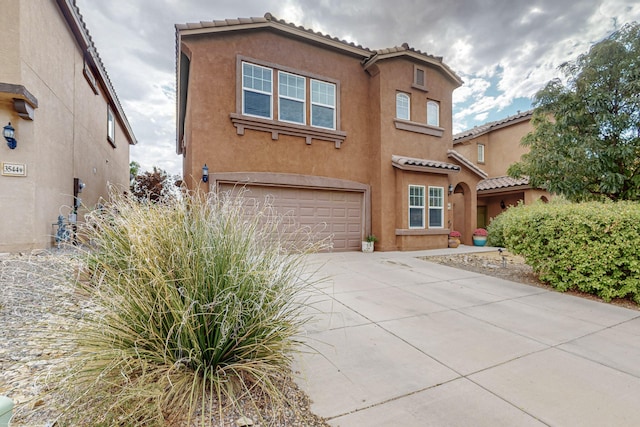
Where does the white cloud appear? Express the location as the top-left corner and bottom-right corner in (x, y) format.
(75, 0), (640, 175)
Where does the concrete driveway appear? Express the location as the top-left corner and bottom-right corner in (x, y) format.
(293, 247), (640, 426)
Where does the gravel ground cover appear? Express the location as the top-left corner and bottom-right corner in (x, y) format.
(424, 250), (639, 311)
(0, 250), (329, 427)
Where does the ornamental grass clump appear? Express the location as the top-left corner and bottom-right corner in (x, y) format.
(49, 189), (325, 426)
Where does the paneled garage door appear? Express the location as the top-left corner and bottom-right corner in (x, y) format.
(220, 184), (364, 251)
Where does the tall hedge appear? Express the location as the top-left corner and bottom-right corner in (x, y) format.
(496, 201), (640, 302)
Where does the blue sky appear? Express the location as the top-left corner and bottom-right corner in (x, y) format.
(75, 0), (640, 176)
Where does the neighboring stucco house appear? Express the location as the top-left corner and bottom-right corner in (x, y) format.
(176, 13), (488, 250)
(453, 110), (550, 230)
(0, 0), (136, 252)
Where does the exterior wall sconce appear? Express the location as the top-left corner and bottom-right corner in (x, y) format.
(202, 164), (209, 182)
(448, 183), (454, 195)
(3, 122), (16, 149)
(500, 200), (506, 209)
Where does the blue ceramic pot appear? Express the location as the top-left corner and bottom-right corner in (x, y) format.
(472, 236), (487, 246)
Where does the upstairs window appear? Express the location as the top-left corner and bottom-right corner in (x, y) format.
(311, 80), (336, 129)
(242, 62), (272, 119)
(478, 143), (485, 163)
(234, 58), (343, 146)
(427, 100), (440, 127)
(396, 92), (410, 120)
(409, 185), (425, 228)
(278, 71), (305, 124)
(413, 65), (427, 91)
(107, 106), (115, 147)
(428, 186), (444, 228)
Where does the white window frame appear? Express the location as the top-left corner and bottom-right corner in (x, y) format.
(107, 106), (115, 147)
(478, 143), (485, 163)
(242, 62), (273, 119)
(311, 79), (336, 130)
(427, 100), (440, 127)
(396, 92), (410, 120)
(408, 185), (425, 229)
(278, 71), (306, 125)
(428, 186), (444, 228)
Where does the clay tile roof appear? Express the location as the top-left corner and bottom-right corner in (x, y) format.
(453, 109), (534, 143)
(374, 42), (444, 62)
(477, 175), (530, 191)
(175, 13), (460, 83)
(447, 149), (488, 179)
(367, 42), (461, 86)
(176, 13), (371, 54)
(392, 155), (461, 173)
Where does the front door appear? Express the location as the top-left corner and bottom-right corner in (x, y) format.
(477, 206), (487, 229)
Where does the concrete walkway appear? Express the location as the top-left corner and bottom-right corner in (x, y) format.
(293, 246), (640, 426)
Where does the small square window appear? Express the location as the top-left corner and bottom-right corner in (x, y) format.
(412, 65), (428, 91)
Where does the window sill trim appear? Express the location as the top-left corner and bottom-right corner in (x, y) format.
(411, 83), (428, 92)
(230, 113), (346, 148)
(394, 119), (444, 137)
(396, 228), (448, 236)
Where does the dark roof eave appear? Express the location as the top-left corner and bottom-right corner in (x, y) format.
(392, 155), (461, 175)
(447, 149), (488, 179)
(393, 163), (461, 175)
(176, 14), (372, 59)
(364, 50), (463, 87)
(56, 0), (137, 145)
(477, 184), (532, 195)
(453, 109), (533, 143)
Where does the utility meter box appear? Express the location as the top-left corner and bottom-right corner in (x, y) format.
(0, 396), (13, 427)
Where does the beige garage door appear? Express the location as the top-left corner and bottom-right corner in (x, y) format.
(220, 184), (364, 251)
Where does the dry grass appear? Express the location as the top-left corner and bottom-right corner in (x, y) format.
(6, 189), (329, 426)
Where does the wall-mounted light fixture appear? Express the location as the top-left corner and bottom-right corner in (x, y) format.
(448, 183), (454, 195)
(3, 122), (16, 149)
(202, 164), (209, 183)
(500, 200), (506, 209)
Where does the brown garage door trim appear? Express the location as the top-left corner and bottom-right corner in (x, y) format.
(210, 172), (371, 238)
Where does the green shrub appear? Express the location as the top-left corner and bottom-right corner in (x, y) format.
(499, 200), (640, 302)
(486, 209), (509, 247)
(49, 190), (325, 426)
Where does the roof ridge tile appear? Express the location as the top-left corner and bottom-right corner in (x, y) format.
(454, 109), (534, 142)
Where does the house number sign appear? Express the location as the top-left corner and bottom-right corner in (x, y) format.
(2, 162), (27, 177)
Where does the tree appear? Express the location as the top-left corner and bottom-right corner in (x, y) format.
(509, 22), (640, 202)
(131, 166), (178, 202)
(129, 161), (141, 179)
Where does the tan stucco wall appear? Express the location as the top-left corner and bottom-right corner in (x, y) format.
(456, 119), (533, 177)
(0, 0), (130, 252)
(182, 31), (372, 186)
(180, 29), (460, 251)
(0, 0), (21, 83)
(374, 59), (457, 250)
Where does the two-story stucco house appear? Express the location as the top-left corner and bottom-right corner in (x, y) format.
(453, 110), (551, 229)
(0, 0), (136, 252)
(176, 13), (487, 250)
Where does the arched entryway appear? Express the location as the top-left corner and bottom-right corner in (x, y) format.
(451, 182), (474, 245)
